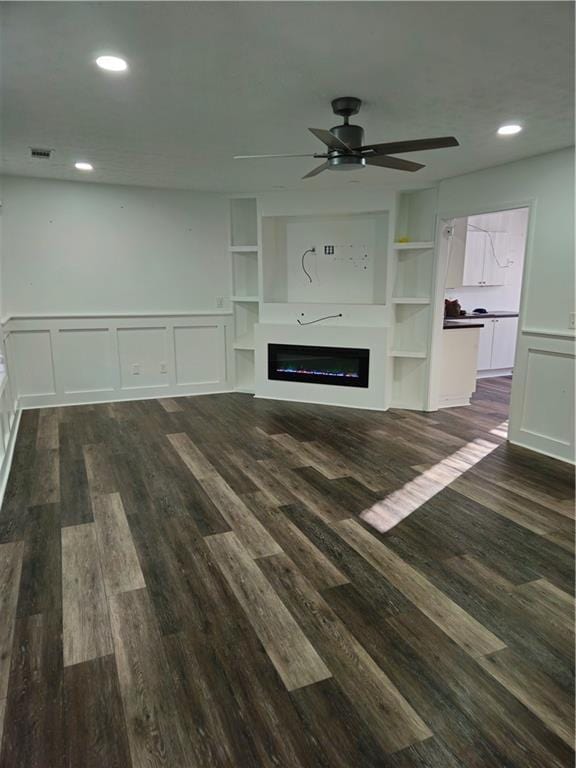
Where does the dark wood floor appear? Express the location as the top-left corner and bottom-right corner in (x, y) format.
(0, 377), (573, 767)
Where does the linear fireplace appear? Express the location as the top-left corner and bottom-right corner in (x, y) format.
(268, 344), (369, 388)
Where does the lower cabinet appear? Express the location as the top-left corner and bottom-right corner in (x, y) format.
(477, 316), (519, 372)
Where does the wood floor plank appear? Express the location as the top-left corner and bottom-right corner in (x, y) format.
(0, 696), (5, 756)
(387, 609), (573, 768)
(0, 612), (65, 768)
(200, 476), (282, 558)
(166, 431), (219, 480)
(92, 492), (145, 595)
(83, 444), (117, 495)
(16, 504), (61, 619)
(36, 409), (59, 451)
(108, 587), (195, 767)
(30, 449), (60, 505)
(243, 491), (349, 590)
(477, 647), (574, 746)
(158, 398), (183, 413)
(206, 531), (332, 692)
(63, 655), (132, 768)
(288, 677), (395, 768)
(260, 459), (350, 523)
(335, 518), (507, 658)
(0, 542), (24, 701)
(61, 524), (113, 667)
(259, 551), (433, 754)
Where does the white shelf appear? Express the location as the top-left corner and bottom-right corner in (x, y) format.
(390, 350), (427, 359)
(394, 241), (435, 250)
(231, 296), (260, 303)
(392, 297), (431, 305)
(233, 332), (255, 351)
(229, 245), (258, 253)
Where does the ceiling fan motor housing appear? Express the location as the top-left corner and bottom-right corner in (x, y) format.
(328, 122), (365, 170)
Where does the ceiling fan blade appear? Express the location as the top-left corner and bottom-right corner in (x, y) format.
(366, 155), (425, 172)
(234, 153), (326, 159)
(302, 161), (330, 179)
(358, 136), (460, 154)
(309, 128), (352, 151)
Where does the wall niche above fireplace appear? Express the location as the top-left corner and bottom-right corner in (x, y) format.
(268, 343), (369, 388)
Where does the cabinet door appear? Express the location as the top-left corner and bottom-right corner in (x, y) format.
(477, 321), (495, 370)
(482, 231), (507, 286)
(462, 230), (486, 286)
(491, 317), (519, 369)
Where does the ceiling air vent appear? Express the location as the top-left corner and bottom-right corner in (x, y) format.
(30, 147), (53, 159)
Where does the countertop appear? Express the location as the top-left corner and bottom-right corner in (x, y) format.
(460, 311), (519, 319)
(443, 320), (485, 329)
(443, 310), (518, 329)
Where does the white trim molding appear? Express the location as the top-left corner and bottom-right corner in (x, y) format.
(3, 313), (235, 409)
(509, 330), (575, 464)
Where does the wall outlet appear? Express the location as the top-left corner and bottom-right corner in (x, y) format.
(131, 363), (140, 375)
(160, 362), (168, 374)
(570, 312), (575, 330)
(216, 296), (224, 308)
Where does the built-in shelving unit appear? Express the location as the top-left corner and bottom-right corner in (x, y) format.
(229, 197), (260, 393)
(390, 189), (438, 409)
(261, 211), (389, 305)
(393, 241), (435, 251)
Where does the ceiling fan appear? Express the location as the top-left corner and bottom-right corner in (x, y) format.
(234, 97), (459, 179)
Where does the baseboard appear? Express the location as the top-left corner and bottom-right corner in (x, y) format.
(438, 395), (472, 409)
(508, 437), (575, 466)
(20, 388), (235, 410)
(477, 368), (513, 379)
(254, 394), (388, 412)
(0, 408), (22, 509)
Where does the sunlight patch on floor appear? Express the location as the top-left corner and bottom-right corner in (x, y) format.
(361, 428), (506, 533)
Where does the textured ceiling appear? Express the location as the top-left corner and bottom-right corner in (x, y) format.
(1, 1), (574, 192)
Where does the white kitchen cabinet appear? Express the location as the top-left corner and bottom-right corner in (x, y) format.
(476, 316), (519, 372)
(491, 316), (519, 369)
(477, 322), (495, 370)
(446, 221), (508, 288)
(463, 230), (506, 287)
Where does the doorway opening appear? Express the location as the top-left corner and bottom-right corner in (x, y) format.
(431, 206), (530, 425)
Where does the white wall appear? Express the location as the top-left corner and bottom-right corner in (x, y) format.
(1, 176), (230, 317)
(435, 147), (575, 462)
(445, 208), (528, 313)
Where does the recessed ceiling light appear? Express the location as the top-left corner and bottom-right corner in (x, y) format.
(96, 55), (128, 72)
(497, 124), (522, 136)
(75, 162), (93, 171)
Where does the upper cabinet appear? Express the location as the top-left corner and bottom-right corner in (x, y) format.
(446, 211), (523, 288)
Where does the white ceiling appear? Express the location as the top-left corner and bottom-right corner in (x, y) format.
(1, 2), (573, 193)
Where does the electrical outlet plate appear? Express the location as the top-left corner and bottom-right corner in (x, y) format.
(216, 296), (224, 308)
(160, 362), (168, 374)
(569, 312), (575, 330)
(132, 363), (140, 375)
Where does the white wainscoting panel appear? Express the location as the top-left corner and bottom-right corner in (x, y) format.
(174, 325), (224, 386)
(118, 326), (170, 390)
(3, 313), (234, 408)
(58, 328), (115, 395)
(509, 330), (575, 463)
(0, 363), (21, 507)
(10, 329), (56, 396)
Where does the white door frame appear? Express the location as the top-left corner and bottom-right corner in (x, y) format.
(427, 199), (535, 415)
